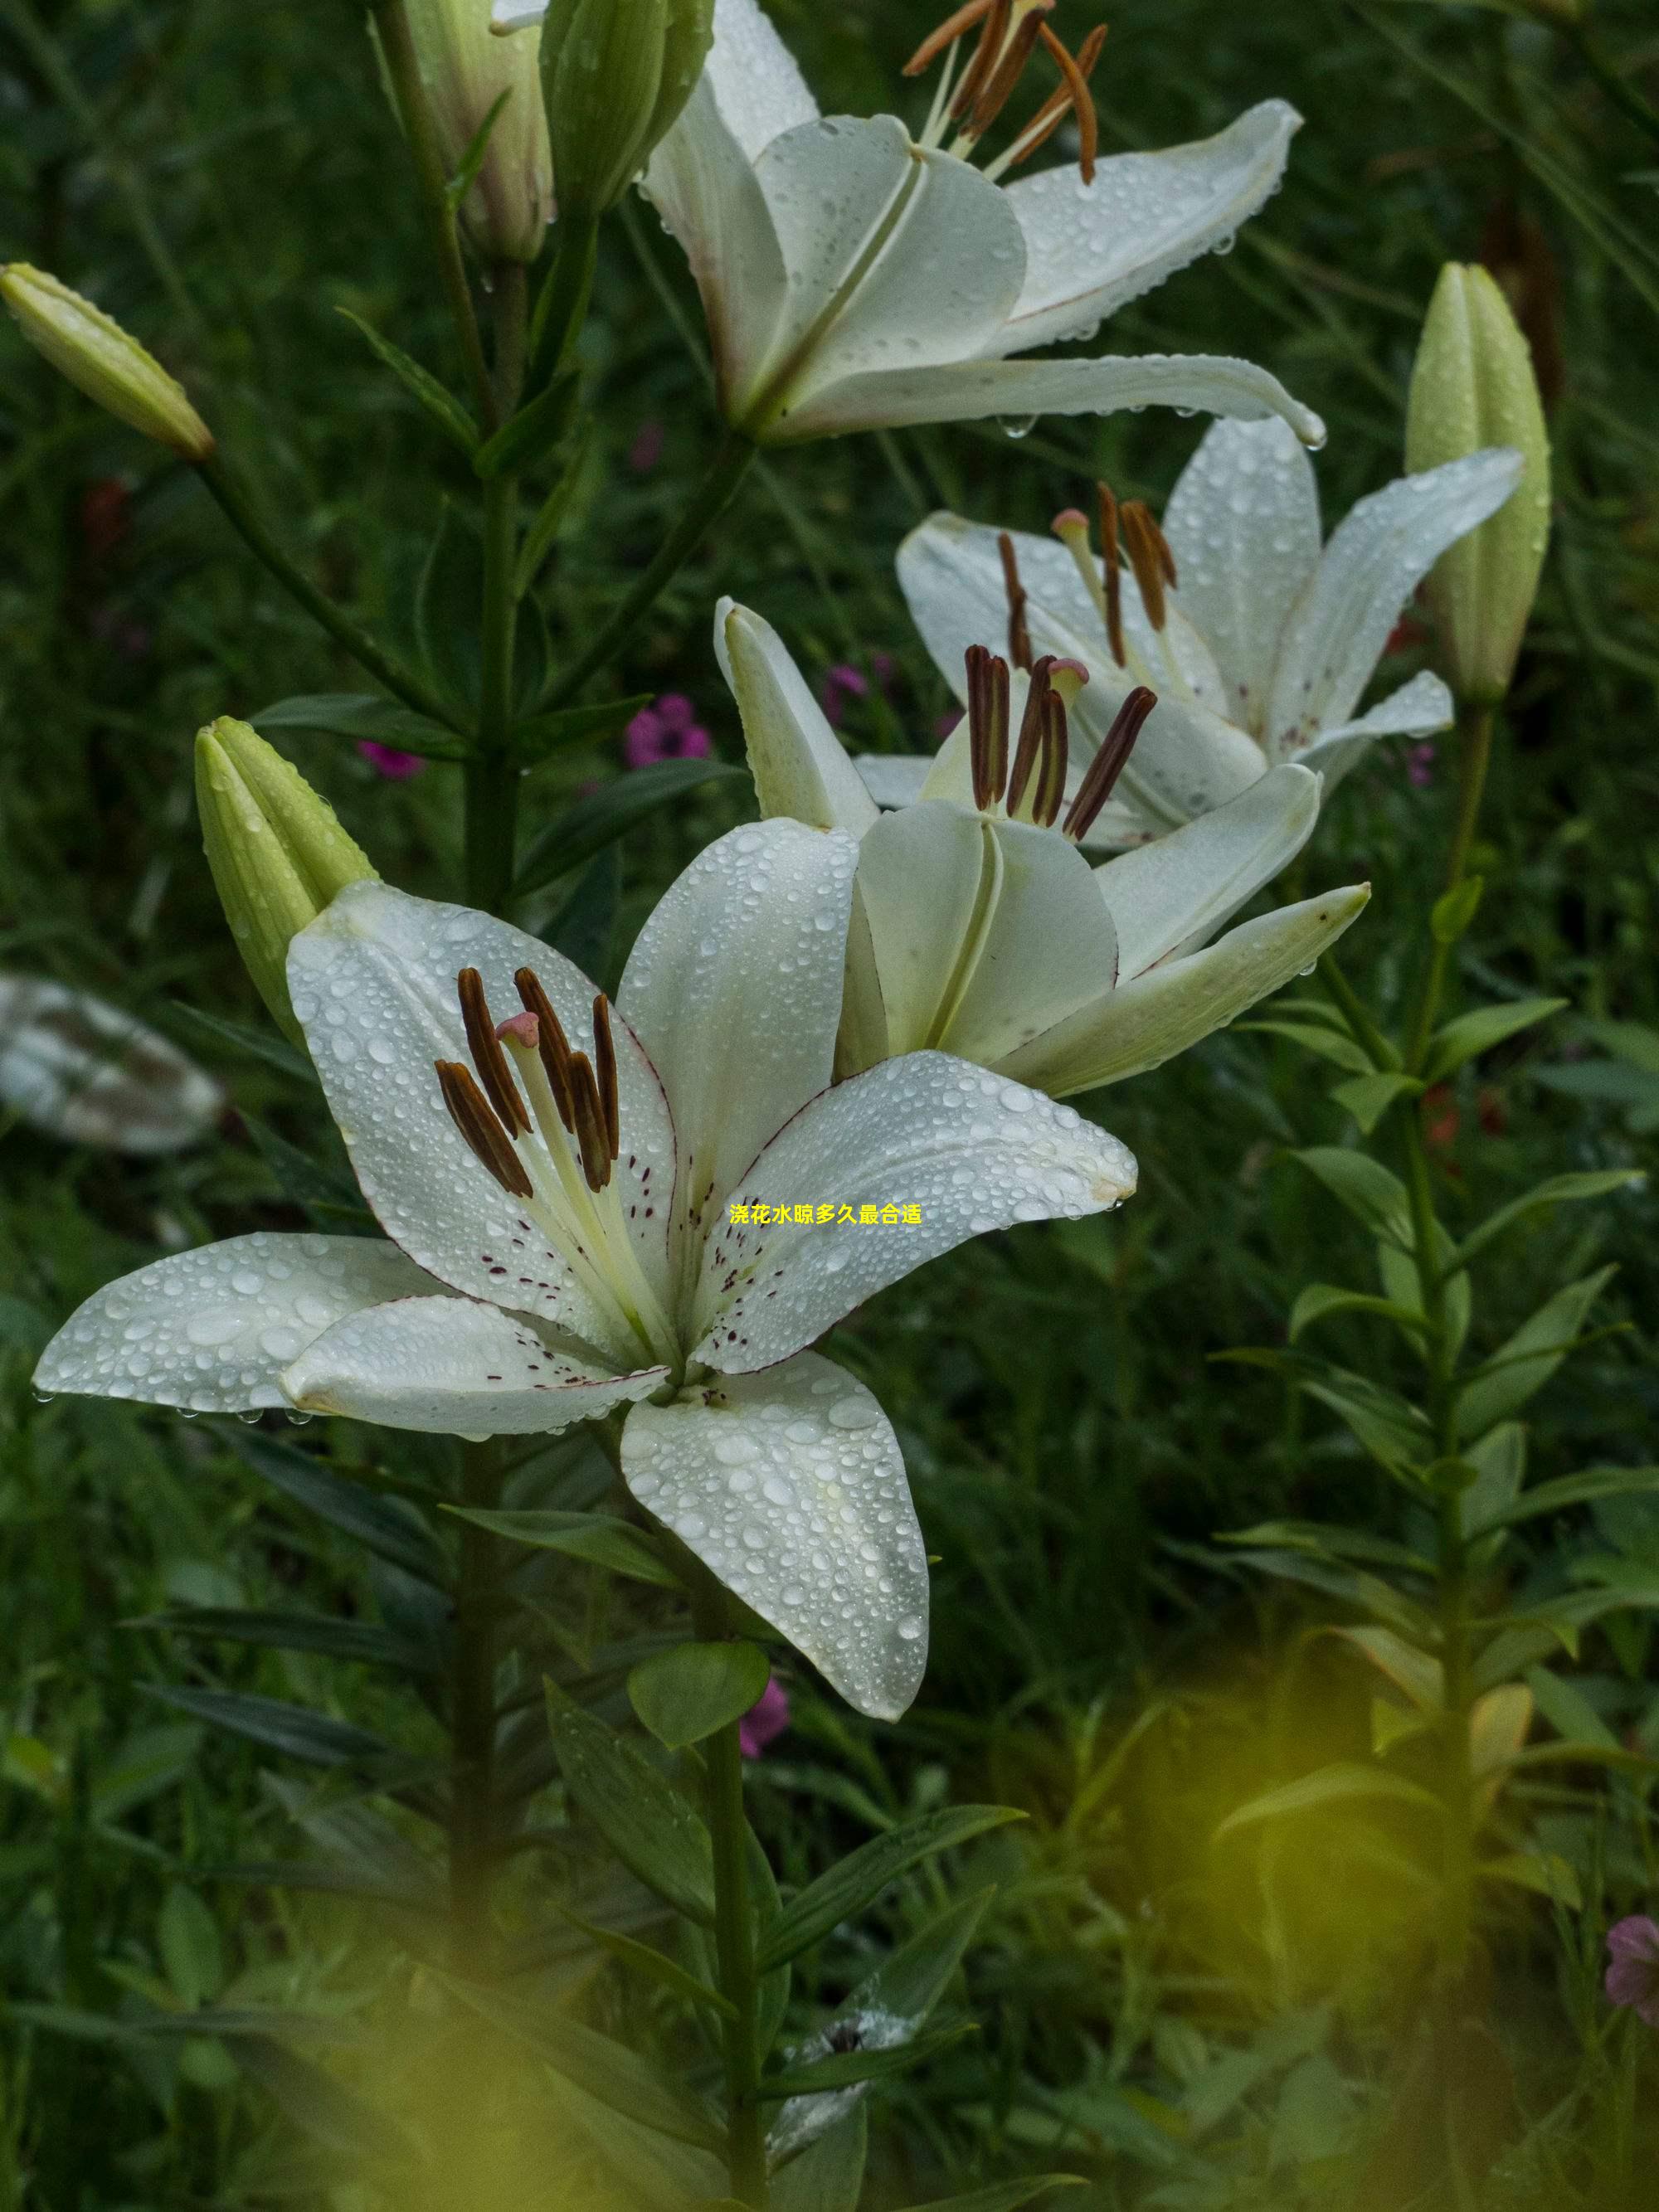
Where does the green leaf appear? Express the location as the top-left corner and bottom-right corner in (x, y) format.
(514, 758), (747, 897)
(1214, 1762), (1442, 1840)
(761, 2023), (972, 2098)
(772, 2109), (868, 2212)
(555, 1904), (734, 2018)
(216, 1427), (449, 1587)
(415, 503), (484, 709)
(142, 1686), (404, 1774)
(1430, 874), (1484, 946)
(1331, 1071), (1423, 1134)
(1478, 1851), (1582, 1908)
(1462, 1422), (1527, 1542)
(1288, 1283), (1424, 1344)
(1455, 1267), (1618, 1441)
(888, 2181), (1087, 2212)
(1470, 1465), (1659, 1539)
(1447, 1170), (1645, 1278)
(541, 843), (619, 976)
(629, 1641), (771, 1750)
(446, 1505), (678, 1587)
(90, 1723), (202, 1821)
(251, 691), (467, 761)
(158, 1884), (224, 2009)
(512, 693), (654, 762)
(848, 1886), (997, 2023)
(1221, 1521), (1433, 1575)
(474, 370), (581, 479)
(514, 416), (595, 596)
(168, 1002), (314, 1083)
(1301, 1374), (1433, 1475)
(544, 1685), (716, 1925)
(335, 306), (479, 458)
(1293, 1148), (1413, 1247)
(1525, 1665), (1620, 1753)
(1423, 996), (1568, 1083)
(557, 2077), (726, 2210)
(1326, 1627), (1443, 1710)
(232, 2036), (419, 2167)
(756, 1806), (1024, 1974)
(134, 1606), (434, 1674)
(444, 84), (511, 216)
(243, 1116), (372, 1228)
(1243, 1021), (1374, 1076)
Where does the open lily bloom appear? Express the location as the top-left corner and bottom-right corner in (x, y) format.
(34, 824), (1136, 1719)
(0, 974), (222, 1153)
(895, 417), (1523, 848)
(494, 0), (1321, 446)
(718, 601), (1370, 1098)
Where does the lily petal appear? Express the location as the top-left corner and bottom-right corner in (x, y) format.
(1000, 886), (1371, 1096)
(854, 756), (933, 810)
(779, 349), (1326, 448)
(283, 1294), (667, 1436)
(691, 1052), (1136, 1369)
(757, 122), (1025, 426)
(622, 1351), (927, 1719)
(841, 802), (990, 1063)
(1264, 448), (1521, 751)
(287, 881), (675, 1356)
(702, 0), (820, 161)
(1298, 670), (1456, 792)
(718, 600), (878, 834)
(946, 818), (1118, 1068)
(619, 821), (859, 1260)
(34, 1232), (432, 1413)
(994, 101), (1301, 357)
(1161, 417), (1321, 729)
(0, 973), (222, 1154)
(1097, 762), (1321, 980)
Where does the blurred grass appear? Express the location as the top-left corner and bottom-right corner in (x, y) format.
(2, 0), (1657, 2202)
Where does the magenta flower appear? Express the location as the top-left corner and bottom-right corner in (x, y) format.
(1606, 1917), (1659, 2024)
(739, 1675), (791, 1760)
(820, 651), (897, 730)
(624, 693), (712, 770)
(628, 421), (665, 474)
(357, 740), (426, 782)
(1406, 742), (1436, 790)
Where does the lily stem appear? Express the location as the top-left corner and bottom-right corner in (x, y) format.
(450, 1437), (504, 1962)
(546, 431), (757, 710)
(696, 1583), (770, 2206)
(1407, 701), (1496, 1073)
(194, 454), (456, 727)
(466, 264), (528, 912)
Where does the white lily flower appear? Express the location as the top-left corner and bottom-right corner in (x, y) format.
(496, 0), (1321, 446)
(718, 600), (1370, 1098)
(34, 824), (1135, 1719)
(894, 417), (1524, 848)
(0, 974), (222, 1153)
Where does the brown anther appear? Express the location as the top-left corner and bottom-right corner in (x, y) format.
(591, 994), (620, 1162)
(1097, 480), (1126, 667)
(457, 968), (530, 1135)
(1121, 499), (1175, 630)
(948, 0), (1010, 120)
(969, 0), (1053, 137)
(965, 642), (1011, 809)
(903, 0), (997, 77)
(1005, 654), (1056, 816)
(1009, 22), (1107, 173)
(513, 967), (577, 1133)
(436, 1060), (534, 1199)
(1034, 22), (1100, 182)
(998, 530), (1033, 671)
(1063, 685), (1157, 842)
(1032, 686), (1069, 827)
(566, 1052), (612, 1193)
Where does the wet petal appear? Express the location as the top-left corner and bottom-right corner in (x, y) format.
(718, 600), (878, 833)
(618, 821), (858, 1262)
(1096, 762), (1321, 980)
(994, 101), (1301, 355)
(1297, 670), (1455, 792)
(944, 818), (1117, 1067)
(284, 1293), (666, 1436)
(690, 1052), (1136, 1368)
(1264, 449), (1521, 748)
(702, 0), (820, 160)
(854, 756), (933, 810)
(287, 881), (674, 1354)
(0, 974), (222, 1154)
(34, 1232), (432, 1413)
(622, 1351), (927, 1719)
(1161, 416), (1321, 730)
(1000, 886), (1370, 1096)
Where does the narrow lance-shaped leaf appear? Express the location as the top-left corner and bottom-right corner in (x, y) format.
(544, 1684), (717, 1925)
(757, 1806), (1024, 1974)
(335, 307), (479, 459)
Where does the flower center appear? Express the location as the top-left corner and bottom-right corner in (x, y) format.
(962, 639), (1155, 843)
(903, 0), (1107, 182)
(1052, 483), (1195, 704)
(435, 965), (679, 1369)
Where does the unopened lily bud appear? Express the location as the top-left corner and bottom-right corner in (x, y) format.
(0, 975), (222, 1154)
(536, 0), (713, 222)
(1406, 263), (1550, 707)
(378, 0), (553, 263)
(196, 720), (379, 1045)
(0, 265), (213, 459)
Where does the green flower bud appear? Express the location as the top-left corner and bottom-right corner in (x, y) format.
(1407, 263), (1551, 707)
(1, 265), (213, 460)
(196, 720), (378, 1045)
(377, 0), (553, 263)
(538, 0), (713, 223)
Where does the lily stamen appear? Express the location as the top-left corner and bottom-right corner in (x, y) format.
(946, 0), (1011, 126)
(1005, 652), (1057, 816)
(995, 22), (1106, 177)
(1063, 684), (1157, 841)
(457, 966), (529, 1135)
(998, 529), (1034, 669)
(902, 0), (999, 80)
(435, 1059), (533, 1198)
(1098, 481), (1126, 667)
(965, 641), (1010, 810)
(1120, 499), (1177, 632)
(965, 0), (1053, 140)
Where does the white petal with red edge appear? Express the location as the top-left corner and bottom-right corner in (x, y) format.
(622, 1352), (928, 1719)
(1296, 670), (1456, 790)
(34, 1232), (434, 1413)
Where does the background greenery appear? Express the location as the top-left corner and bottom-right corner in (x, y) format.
(2, 0), (1657, 2203)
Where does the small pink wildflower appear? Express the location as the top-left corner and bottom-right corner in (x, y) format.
(821, 651), (897, 729)
(1407, 742), (1436, 790)
(628, 421), (665, 474)
(357, 741), (426, 781)
(1606, 1916), (1659, 2024)
(937, 707), (964, 742)
(624, 693), (712, 770)
(738, 1676), (791, 1760)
